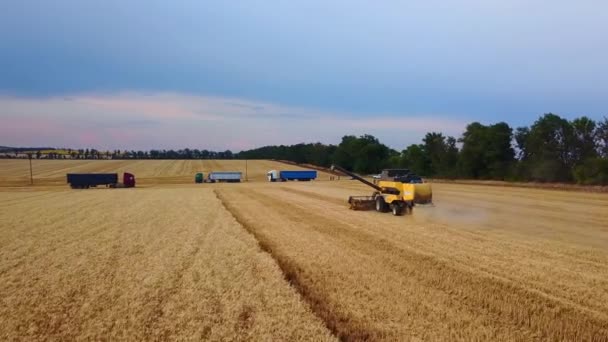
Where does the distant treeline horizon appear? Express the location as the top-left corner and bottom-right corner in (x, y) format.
(240, 113), (608, 185)
(3, 113), (608, 185)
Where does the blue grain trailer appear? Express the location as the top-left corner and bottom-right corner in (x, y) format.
(267, 170), (317, 182)
(67, 173), (136, 189)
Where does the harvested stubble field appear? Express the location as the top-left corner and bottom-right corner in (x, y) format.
(1, 159), (608, 341)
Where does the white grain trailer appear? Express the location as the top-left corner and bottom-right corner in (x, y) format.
(208, 171), (242, 183)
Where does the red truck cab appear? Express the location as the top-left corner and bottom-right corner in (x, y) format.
(123, 172), (136, 188)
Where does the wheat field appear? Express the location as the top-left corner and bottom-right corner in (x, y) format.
(0, 186), (334, 341)
(1, 159), (608, 341)
(0, 159), (334, 187)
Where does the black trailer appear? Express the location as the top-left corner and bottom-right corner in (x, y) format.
(67, 173), (118, 189)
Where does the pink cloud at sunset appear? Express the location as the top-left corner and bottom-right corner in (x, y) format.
(0, 92), (470, 151)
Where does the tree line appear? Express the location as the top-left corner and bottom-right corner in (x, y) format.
(239, 113), (608, 185)
(3, 113), (607, 185)
(3, 148), (236, 160)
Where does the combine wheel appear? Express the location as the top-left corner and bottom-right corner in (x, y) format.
(406, 203), (414, 215)
(391, 203), (405, 216)
(375, 196), (388, 213)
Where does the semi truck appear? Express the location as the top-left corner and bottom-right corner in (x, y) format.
(267, 170), (317, 182)
(208, 171), (241, 183)
(67, 172), (136, 189)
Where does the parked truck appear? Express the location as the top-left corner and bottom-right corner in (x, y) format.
(267, 170), (317, 182)
(208, 171), (241, 183)
(67, 172), (135, 189)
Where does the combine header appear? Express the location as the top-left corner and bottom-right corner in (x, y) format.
(331, 165), (415, 216)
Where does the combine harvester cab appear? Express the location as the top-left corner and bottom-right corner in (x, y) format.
(267, 170), (317, 182)
(195, 172), (204, 183)
(332, 165), (417, 216)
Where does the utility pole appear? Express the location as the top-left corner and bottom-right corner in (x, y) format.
(27, 153), (33, 185)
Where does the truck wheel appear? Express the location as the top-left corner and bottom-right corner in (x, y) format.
(375, 196), (388, 213)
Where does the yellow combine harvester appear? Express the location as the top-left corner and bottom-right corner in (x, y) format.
(331, 165), (408, 216)
(331, 165), (433, 216)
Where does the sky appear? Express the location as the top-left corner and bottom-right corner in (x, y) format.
(1, 0), (607, 151)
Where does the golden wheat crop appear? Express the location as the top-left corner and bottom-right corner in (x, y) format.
(2, 160), (608, 341)
(217, 180), (608, 341)
(0, 186), (335, 341)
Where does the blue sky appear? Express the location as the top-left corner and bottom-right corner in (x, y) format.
(1, 1), (607, 150)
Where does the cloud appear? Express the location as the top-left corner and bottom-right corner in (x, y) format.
(0, 92), (469, 151)
(224, 101), (265, 112)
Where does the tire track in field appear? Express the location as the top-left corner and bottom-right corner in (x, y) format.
(215, 188), (463, 340)
(214, 189), (346, 341)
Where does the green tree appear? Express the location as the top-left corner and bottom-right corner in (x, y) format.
(519, 113), (574, 182)
(596, 117), (608, 158)
(459, 122), (514, 179)
(573, 158), (608, 185)
(421, 132), (459, 177)
(332, 134), (390, 174)
(400, 144), (431, 176)
(514, 127), (530, 160)
(571, 116), (597, 165)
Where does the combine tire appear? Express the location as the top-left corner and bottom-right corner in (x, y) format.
(375, 196), (388, 213)
(406, 203), (414, 215)
(391, 203), (405, 216)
